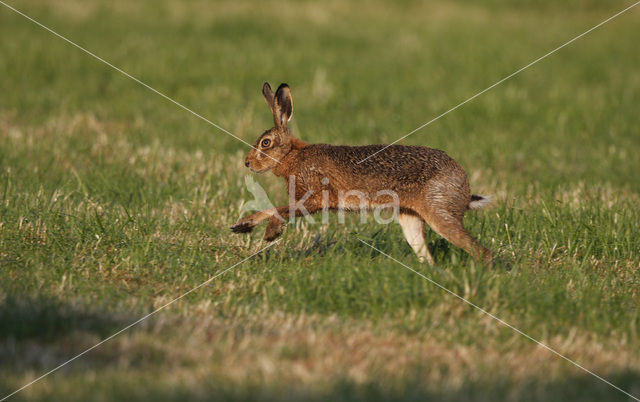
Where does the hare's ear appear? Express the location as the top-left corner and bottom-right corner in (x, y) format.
(273, 83), (293, 128)
(262, 82), (275, 113)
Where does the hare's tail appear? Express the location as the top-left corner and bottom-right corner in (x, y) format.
(469, 194), (492, 210)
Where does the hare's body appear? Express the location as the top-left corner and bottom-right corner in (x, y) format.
(231, 83), (492, 265)
(278, 144), (462, 192)
(274, 143), (471, 216)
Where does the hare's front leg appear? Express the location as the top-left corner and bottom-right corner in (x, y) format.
(260, 206), (290, 241)
(231, 207), (282, 233)
(264, 216), (285, 241)
(231, 205), (291, 237)
(262, 199), (322, 241)
(232, 197), (321, 240)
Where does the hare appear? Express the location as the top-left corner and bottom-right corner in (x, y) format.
(231, 82), (492, 265)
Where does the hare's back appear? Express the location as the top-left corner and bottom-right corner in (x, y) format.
(304, 144), (461, 183)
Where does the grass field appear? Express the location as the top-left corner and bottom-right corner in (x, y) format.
(1, 0), (639, 400)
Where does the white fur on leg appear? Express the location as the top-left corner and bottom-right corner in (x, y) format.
(398, 214), (434, 265)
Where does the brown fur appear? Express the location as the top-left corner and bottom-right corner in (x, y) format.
(231, 82), (492, 265)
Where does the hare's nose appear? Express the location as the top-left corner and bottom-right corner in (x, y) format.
(244, 160), (250, 167)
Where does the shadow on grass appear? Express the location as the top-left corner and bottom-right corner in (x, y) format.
(253, 227), (497, 269)
(241, 373), (640, 402)
(257, 233), (341, 262)
(1, 370), (638, 402)
(260, 231), (440, 263)
(0, 295), (143, 373)
(0, 295), (132, 342)
(350, 230), (467, 267)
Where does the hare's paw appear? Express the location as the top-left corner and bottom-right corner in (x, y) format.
(263, 221), (283, 241)
(231, 218), (255, 233)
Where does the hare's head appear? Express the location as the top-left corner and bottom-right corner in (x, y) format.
(244, 82), (293, 173)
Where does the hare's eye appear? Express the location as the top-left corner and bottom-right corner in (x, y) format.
(261, 138), (271, 148)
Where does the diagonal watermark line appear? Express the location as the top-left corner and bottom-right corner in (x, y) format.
(356, 238), (640, 402)
(0, 0), (281, 164)
(358, 1), (640, 164)
(0, 240), (280, 402)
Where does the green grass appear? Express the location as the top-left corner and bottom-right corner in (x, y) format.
(1, 0), (639, 400)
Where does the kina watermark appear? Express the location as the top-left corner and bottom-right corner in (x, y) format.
(238, 175), (400, 225)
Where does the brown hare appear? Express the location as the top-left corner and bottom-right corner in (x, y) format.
(231, 82), (492, 265)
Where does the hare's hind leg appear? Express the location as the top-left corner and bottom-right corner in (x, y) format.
(398, 213), (435, 265)
(420, 210), (492, 265)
